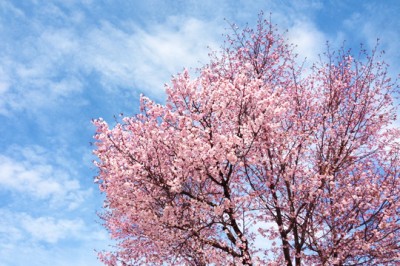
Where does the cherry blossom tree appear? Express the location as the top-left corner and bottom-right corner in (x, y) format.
(93, 15), (400, 266)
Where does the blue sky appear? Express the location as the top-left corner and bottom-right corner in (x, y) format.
(0, 1), (399, 265)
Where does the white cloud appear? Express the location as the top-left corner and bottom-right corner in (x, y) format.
(21, 215), (85, 243)
(0, 144), (105, 266)
(0, 148), (91, 210)
(0, 2), (85, 115)
(0, 7), (222, 115)
(0, 55), (84, 116)
(2, 212), (85, 244)
(287, 19), (326, 63)
(0, 66), (9, 94)
(0, 67), (10, 116)
(0, 209), (107, 266)
(81, 16), (222, 95)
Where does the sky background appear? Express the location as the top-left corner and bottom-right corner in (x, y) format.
(0, 1), (399, 265)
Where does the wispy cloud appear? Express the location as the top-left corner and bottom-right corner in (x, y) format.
(6, 212), (85, 244)
(0, 144), (105, 266)
(0, 149), (91, 210)
(0, 209), (107, 266)
(78, 16), (222, 96)
(1, 3), (222, 116)
(286, 19), (327, 63)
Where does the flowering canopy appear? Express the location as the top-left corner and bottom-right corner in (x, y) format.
(93, 15), (400, 266)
